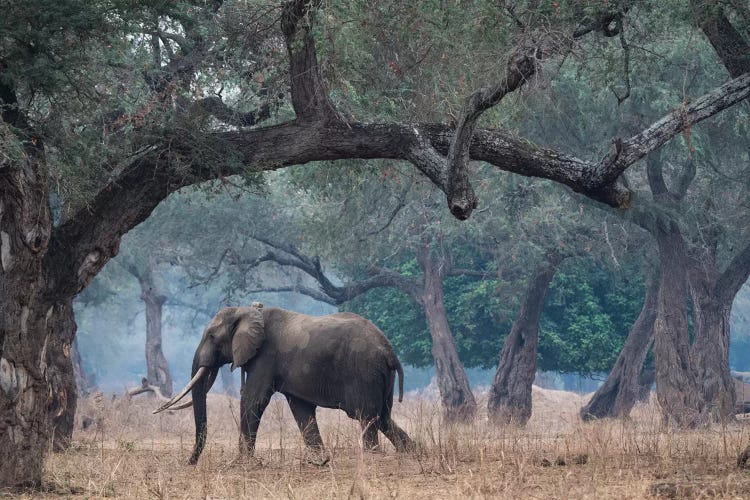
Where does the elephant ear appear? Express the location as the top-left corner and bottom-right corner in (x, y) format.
(231, 304), (265, 371)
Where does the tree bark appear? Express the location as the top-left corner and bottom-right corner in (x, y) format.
(0, 76), (54, 486)
(71, 338), (95, 397)
(417, 246), (477, 422)
(45, 301), (78, 452)
(688, 263), (736, 421)
(652, 227), (710, 427)
(138, 270), (172, 398)
(581, 278), (658, 420)
(651, 225), (741, 426)
(488, 257), (560, 425)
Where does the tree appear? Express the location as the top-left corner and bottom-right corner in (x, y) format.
(2, 0), (748, 487)
(581, 277), (658, 420)
(199, 180), (488, 421)
(120, 259), (173, 398)
(488, 253), (563, 424)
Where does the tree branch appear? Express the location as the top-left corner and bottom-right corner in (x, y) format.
(44, 70), (750, 299)
(446, 51), (537, 219)
(444, 4), (632, 220)
(243, 286), (339, 305)
(692, 1), (750, 78)
(595, 71), (750, 187)
(716, 241), (750, 303)
(646, 152), (669, 197)
(672, 157), (696, 200)
(280, 0), (339, 123)
(193, 96), (271, 127)
(611, 16), (631, 105)
(240, 236), (422, 303)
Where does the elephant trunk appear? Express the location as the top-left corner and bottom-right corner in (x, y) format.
(189, 361), (209, 465)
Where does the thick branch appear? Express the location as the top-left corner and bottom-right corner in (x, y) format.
(597, 71), (750, 185)
(646, 153), (669, 197)
(672, 157), (696, 200)
(444, 5), (631, 219)
(692, 1), (750, 78)
(280, 0), (339, 122)
(46, 71), (750, 298)
(243, 286), (338, 305)
(446, 52), (536, 220)
(715, 241), (750, 303)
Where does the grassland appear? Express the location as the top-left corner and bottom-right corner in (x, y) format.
(9, 387), (750, 498)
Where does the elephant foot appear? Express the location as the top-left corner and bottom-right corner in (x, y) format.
(397, 438), (419, 454)
(304, 447), (330, 466)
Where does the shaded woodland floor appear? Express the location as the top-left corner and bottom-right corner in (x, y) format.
(8, 387), (750, 498)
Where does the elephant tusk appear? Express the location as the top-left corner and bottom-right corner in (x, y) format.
(153, 367), (208, 414)
(169, 400), (194, 411)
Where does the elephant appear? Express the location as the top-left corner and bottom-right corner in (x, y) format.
(154, 302), (415, 465)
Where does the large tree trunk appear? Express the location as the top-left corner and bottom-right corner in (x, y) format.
(0, 88), (54, 486)
(139, 270), (172, 397)
(488, 257), (560, 425)
(652, 226), (740, 426)
(0, 298), (54, 488)
(653, 227), (710, 427)
(418, 248), (477, 422)
(688, 265), (736, 422)
(581, 278), (658, 420)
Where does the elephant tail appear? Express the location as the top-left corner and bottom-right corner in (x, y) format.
(389, 356), (404, 403)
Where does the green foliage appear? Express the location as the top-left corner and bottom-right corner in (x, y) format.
(539, 263), (644, 373)
(346, 256), (644, 374)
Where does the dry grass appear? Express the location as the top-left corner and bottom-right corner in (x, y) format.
(10, 387), (750, 499)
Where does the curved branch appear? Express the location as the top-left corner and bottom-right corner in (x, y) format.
(446, 52), (537, 219)
(45, 71), (750, 299)
(243, 286), (339, 305)
(237, 235), (422, 304)
(716, 241), (750, 304)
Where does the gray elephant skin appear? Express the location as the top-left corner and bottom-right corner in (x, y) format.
(155, 303), (414, 464)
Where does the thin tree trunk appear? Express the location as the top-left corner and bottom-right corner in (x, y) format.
(581, 278), (658, 420)
(46, 301), (79, 451)
(71, 338), (95, 397)
(488, 257), (560, 425)
(139, 270), (172, 397)
(418, 249), (477, 422)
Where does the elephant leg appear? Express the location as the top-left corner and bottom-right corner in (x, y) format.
(239, 386), (273, 456)
(286, 395), (329, 465)
(359, 417), (380, 450)
(380, 418), (415, 452)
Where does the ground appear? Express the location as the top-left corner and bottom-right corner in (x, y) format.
(6, 387), (750, 498)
